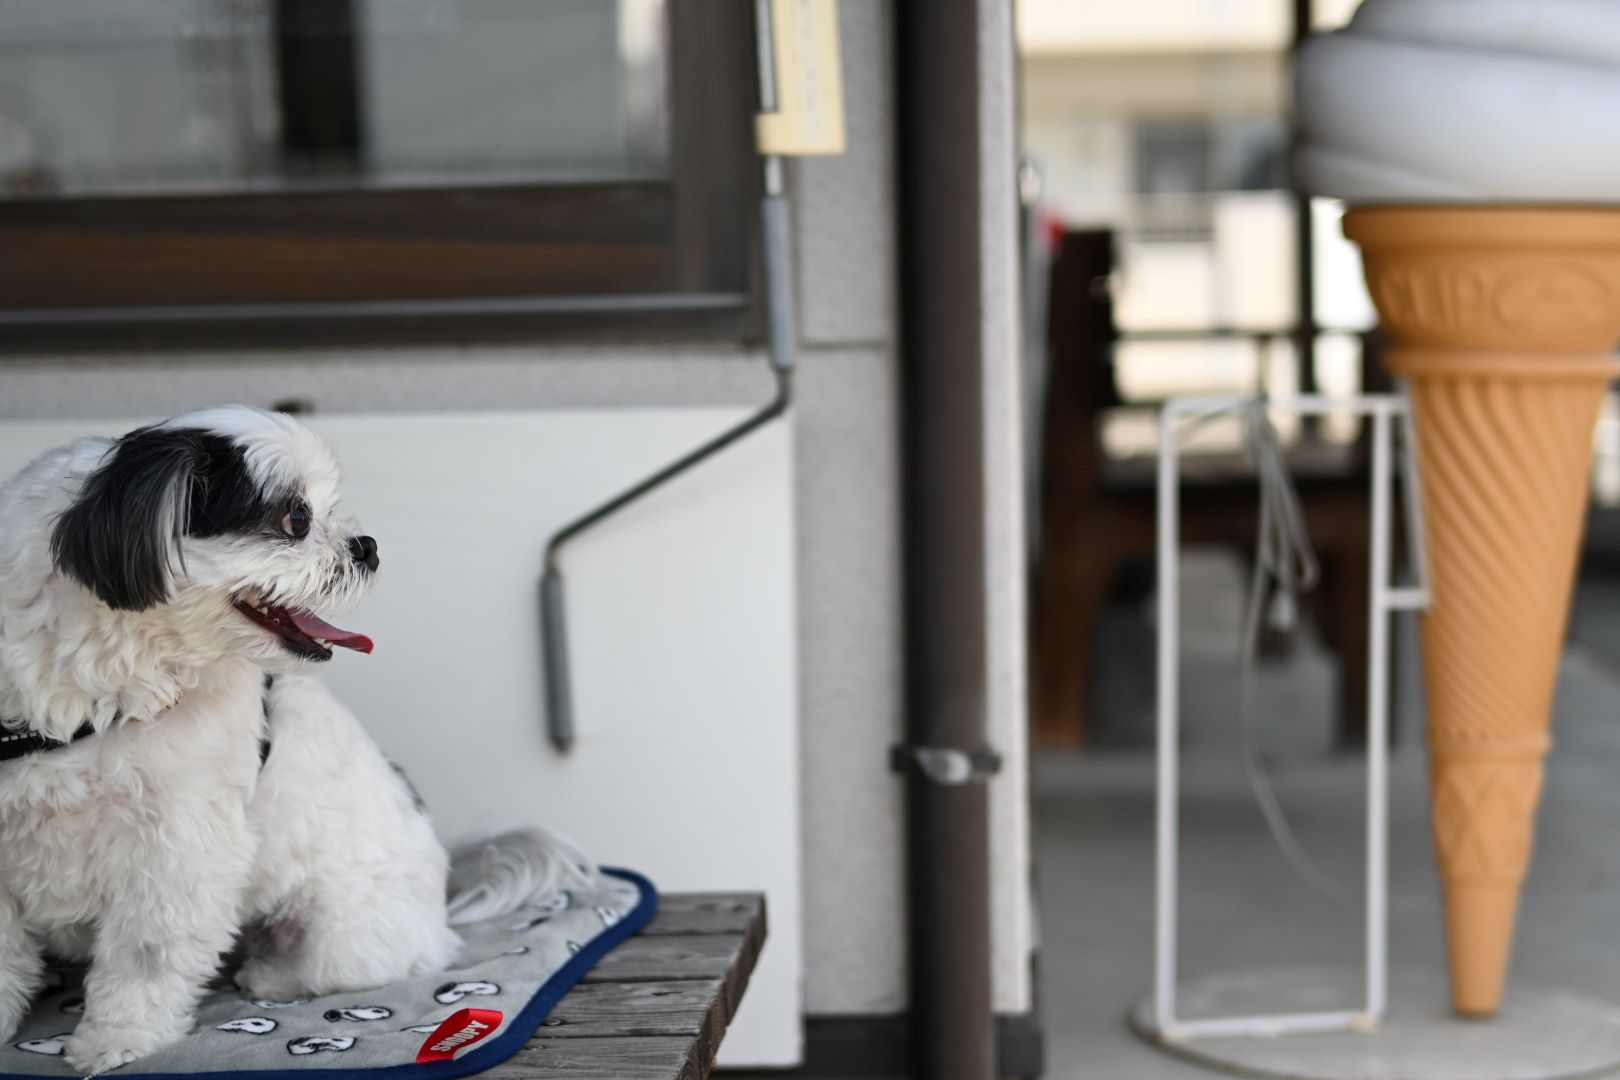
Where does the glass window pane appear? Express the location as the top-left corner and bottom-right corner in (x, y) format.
(0, 0), (671, 200)
(1024, 40), (1298, 336)
(1310, 0), (1363, 31)
(361, 0), (669, 186)
(1312, 198), (1377, 333)
(1596, 393), (1620, 508)
(1112, 337), (1262, 401)
(1315, 331), (1367, 444)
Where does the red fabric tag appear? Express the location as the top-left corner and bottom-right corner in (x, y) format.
(415, 1008), (505, 1063)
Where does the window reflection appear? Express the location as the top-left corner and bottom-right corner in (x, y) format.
(0, 0), (670, 199)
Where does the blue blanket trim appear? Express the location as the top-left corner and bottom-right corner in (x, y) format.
(5, 868), (658, 1080)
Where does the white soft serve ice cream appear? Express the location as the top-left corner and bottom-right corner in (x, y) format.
(1296, 0), (1620, 201)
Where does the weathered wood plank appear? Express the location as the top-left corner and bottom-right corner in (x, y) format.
(643, 894), (764, 937)
(536, 979), (730, 1077)
(717, 899), (767, 1027)
(501, 893), (767, 1078)
(486, 1036), (703, 1080)
(539, 979), (722, 1038)
(655, 893), (764, 909)
(580, 934), (745, 983)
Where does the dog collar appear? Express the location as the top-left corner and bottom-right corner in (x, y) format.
(1, 681), (274, 768)
(0, 724), (271, 768)
(0, 722), (96, 764)
(0, 691), (182, 764)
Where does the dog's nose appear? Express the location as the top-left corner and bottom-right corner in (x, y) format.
(348, 535), (379, 573)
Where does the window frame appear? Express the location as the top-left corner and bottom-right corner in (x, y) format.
(0, 1), (762, 350)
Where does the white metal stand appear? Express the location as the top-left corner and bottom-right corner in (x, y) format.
(1151, 393), (1429, 1043)
(1132, 968), (1620, 1080)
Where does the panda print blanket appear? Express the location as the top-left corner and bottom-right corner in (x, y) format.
(2, 870), (655, 1080)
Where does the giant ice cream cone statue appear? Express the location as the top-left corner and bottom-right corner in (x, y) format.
(1297, 0), (1620, 1018)
(1347, 208), (1620, 1015)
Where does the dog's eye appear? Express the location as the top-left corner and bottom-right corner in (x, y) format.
(281, 501), (311, 540)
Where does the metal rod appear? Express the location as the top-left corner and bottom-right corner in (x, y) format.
(1366, 408), (1393, 1020)
(1165, 1010), (1373, 1043)
(1165, 393), (1406, 418)
(1385, 587), (1429, 609)
(1154, 404), (1182, 1033)
(1397, 380), (1433, 604)
(543, 372), (792, 573)
(761, 187), (796, 363)
(754, 0), (778, 112)
(1290, 0), (1319, 434)
(539, 368), (792, 750)
(539, 571), (572, 750)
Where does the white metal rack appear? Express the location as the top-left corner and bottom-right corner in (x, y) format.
(1151, 393), (1430, 1042)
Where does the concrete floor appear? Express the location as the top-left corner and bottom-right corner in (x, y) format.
(1034, 554), (1620, 1079)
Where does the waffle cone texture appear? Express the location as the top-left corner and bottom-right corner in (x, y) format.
(1346, 207), (1620, 1016)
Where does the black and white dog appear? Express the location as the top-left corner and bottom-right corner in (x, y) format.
(0, 406), (584, 1073)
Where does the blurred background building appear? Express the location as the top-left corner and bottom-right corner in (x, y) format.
(1019, 4), (1620, 1078)
(1023, 0), (1372, 449)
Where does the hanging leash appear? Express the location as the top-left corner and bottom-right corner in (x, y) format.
(1232, 400), (1349, 903)
(1173, 397), (1346, 900)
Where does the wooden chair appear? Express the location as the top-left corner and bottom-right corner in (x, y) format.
(1030, 228), (1387, 750)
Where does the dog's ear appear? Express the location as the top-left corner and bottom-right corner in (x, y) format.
(50, 427), (208, 611)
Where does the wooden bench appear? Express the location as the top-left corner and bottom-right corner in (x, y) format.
(488, 893), (767, 1080)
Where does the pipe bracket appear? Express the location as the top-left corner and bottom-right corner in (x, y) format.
(890, 744), (1002, 786)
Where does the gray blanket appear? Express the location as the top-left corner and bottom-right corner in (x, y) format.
(3, 869), (653, 1078)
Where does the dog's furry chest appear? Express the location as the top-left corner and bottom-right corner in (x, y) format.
(0, 663), (265, 934)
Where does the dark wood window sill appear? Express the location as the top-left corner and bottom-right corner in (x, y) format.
(0, 1), (760, 353)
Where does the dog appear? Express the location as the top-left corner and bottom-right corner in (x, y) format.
(0, 406), (585, 1073)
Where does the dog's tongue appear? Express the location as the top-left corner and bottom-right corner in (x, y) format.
(286, 609), (374, 654)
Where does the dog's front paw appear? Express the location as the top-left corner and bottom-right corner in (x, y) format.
(63, 1021), (176, 1075)
(234, 959), (310, 1006)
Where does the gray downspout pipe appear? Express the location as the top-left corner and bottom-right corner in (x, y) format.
(895, 2), (998, 1078)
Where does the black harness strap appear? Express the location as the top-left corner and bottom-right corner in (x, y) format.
(0, 675), (277, 768)
(260, 673), (276, 767)
(0, 722), (96, 764)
